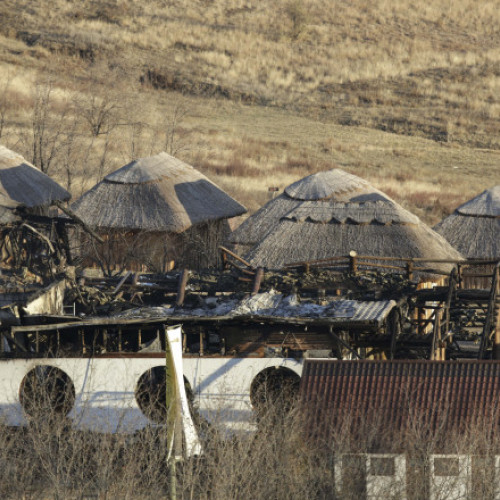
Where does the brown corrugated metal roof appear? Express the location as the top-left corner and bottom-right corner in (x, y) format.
(300, 360), (500, 441)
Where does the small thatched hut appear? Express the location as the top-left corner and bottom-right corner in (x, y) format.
(72, 152), (246, 272)
(229, 169), (463, 271)
(0, 145), (71, 268)
(0, 145), (70, 212)
(434, 185), (500, 258)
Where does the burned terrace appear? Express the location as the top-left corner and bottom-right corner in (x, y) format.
(2, 252), (499, 363)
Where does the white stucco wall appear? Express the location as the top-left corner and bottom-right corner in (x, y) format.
(0, 356), (303, 433)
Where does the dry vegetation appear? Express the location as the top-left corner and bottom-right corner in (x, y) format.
(0, 0), (499, 223)
(2, 399), (499, 499)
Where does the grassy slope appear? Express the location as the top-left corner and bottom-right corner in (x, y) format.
(0, 0), (499, 223)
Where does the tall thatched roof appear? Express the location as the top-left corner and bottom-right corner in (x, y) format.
(0, 146), (70, 208)
(71, 152), (246, 232)
(434, 185), (500, 258)
(230, 169), (463, 269)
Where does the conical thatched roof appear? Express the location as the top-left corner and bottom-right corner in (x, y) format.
(434, 186), (500, 258)
(230, 169), (463, 269)
(0, 146), (70, 208)
(71, 152), (246, 232)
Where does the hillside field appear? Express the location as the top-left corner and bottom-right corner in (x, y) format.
(0, 0), (499, 223)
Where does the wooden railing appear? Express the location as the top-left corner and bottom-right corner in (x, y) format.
(284, 253), (500, 281)
(479, 261), (500, 359)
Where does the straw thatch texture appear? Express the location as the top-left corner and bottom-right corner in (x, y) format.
(434, 185), (500, 258)
(0, 146), (70, 208)
(284, 168), (374, 201)
(245, 219), (463, 268)
(230, 169), (463, 270)
(229, 169), (397, 247)
(72, 152), (246, 232)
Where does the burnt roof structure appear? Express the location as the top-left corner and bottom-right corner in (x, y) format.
(71, 152), (246, 232)
(229, 169), (463, 269)
(0, 192), (20, 224)
(0, 145), (70, 209)
(434, 185), (500, 258)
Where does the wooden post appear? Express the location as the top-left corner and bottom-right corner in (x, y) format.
(482, 263), (499, 359)
(494, 315), (500, 360)
(389, 309), (400, 360)
(418, 308), (425, 336)
(431, 309), (442, 360)
(495, 270), (500, 359)
(176, 269), (190, 307)
(113, 271), (131, 295)
(406, 261), (414, 281)
(118, 328), (122, 352)
(252, 268), (264, 295)
(199, 328), (204, 356)
(349, 251), (358, 274)
(80, 329), (86, 355)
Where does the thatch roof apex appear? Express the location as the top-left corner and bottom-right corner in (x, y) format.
(284, 168), (387, 202)
(230, 169), (414, 246)
(0, 145), (70, 208)
(434, 185), (500, 258)
(456, 185), (500, 217)
(105, 153), (193, 185)
(72, 152), (246, 232)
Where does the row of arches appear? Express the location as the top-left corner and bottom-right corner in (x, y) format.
(18, 364), (301, 424)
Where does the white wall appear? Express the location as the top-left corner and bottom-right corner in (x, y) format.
(0, 356), (302, 433)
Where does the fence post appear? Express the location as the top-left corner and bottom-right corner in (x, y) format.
(457, 263), (463, 289)
(349, 251), (358, 275)
(406, 261), (414, 281)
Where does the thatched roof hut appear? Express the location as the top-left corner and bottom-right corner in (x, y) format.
(72, 152), (245, 232)
(434, 185), (500, 258)
(72, 152), (246, 271)
(230, 169), (463, 270)
(0, 145), (70, 210)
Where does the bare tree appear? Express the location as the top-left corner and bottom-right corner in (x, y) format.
(31, 80), (72, 175)
(0, 73), (14, 141)
(163, 104), (188, 156)
(77, 88), (122, 138)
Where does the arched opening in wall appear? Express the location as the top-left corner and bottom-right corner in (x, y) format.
(135, 366), (194, 424)
(250, 367), (300, 421)
(19, 365), (76, 419)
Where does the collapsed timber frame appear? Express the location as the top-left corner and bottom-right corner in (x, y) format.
(0, 250), (498, 433)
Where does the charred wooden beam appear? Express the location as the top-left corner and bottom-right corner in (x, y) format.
(53, 200), (104, 244)
(252, 267), (264, 295)
(176, 269), (190, 306)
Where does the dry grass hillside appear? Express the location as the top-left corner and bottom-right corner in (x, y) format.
(0, 0), (499, 223)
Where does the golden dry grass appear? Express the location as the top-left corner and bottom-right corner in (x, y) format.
(0, 0), (499, 224)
